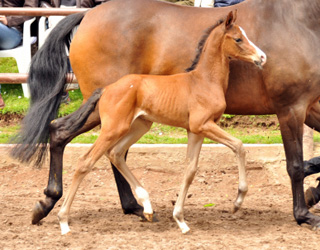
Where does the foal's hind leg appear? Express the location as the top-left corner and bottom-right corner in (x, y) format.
(173, 132), (203, 234)
(107, 119), (154, 221)
(32, 110), (100, 225)
(197, 121), (248, 212)
(32, 111), (143, 224)
(57, 121), (133, 235)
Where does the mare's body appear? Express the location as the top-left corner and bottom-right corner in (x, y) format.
(12, 0), (320, 229)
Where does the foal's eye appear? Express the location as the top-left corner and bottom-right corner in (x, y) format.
(234, 38), (242, 43)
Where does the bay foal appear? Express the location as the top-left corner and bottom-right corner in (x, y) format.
(57, 11), (266, 234)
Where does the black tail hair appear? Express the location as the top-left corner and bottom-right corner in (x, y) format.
(11, 12), (85, 166)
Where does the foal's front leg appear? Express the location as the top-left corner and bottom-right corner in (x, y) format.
(198, 121), (248, 212)
(173, 132), (203, 234)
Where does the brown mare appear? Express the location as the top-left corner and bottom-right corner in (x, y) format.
(56, 11), (266, 234)
(12, 0), (320, 230)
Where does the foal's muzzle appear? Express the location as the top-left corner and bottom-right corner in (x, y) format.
(254, 55), (267, 69)
(254, 52), (267, 69)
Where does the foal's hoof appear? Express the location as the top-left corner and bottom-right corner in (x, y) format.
(31, 201), (46, 225)
(232, 204), (240, 214)
(143, 213), (154, 222)
(139, 212), (158, 222)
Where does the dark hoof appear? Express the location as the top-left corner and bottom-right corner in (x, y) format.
(305, 187), (320, 208)
(312, 222), (320, 231)
(31, 201), (46, 224)
(123, 204), (144, 217)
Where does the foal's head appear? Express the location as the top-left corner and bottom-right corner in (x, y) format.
(220, 11), (266, 67)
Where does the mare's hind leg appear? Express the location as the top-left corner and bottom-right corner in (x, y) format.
(196, 121), (248, 212)
(107, 118), (154, 221)
(173, 132), (203, 234)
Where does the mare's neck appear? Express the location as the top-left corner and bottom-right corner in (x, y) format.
(191, 34), (230, 93)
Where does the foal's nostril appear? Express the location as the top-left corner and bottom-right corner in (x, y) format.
(260, 54), (267, 65)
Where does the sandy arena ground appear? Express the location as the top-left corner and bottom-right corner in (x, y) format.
(1, 144), (320, 249)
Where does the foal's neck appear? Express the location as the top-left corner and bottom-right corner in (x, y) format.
(191, 33), (230, 93)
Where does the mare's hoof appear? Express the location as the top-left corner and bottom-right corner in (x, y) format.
(312, 223), (320, 231)
(305, 187), (320, 208)
(123, 205), (144, 218)
(31, 201), (46, 225)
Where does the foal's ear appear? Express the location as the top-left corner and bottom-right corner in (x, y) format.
(233, 9), (238, 22)
(225, 10), (237, 30)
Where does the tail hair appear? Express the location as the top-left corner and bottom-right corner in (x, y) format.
(11, 12), (85, 166)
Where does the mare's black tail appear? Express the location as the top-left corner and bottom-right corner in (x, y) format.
(11, 12), (86, 165)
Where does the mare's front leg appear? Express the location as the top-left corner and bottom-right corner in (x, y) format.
(278, 109), (320, 229)
(194, 120), (248, 212)
(173, 132), (203, 234)
(32, 110), (100, 224)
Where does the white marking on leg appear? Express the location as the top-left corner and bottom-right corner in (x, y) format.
(60, 221), (71, 235)
(173, 206), (190, 234)
(135, 187), (153, 215)
(232, 140), (248, 212)
(173, 132), (203, 234)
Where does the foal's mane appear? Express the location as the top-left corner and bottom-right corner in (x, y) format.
(186, 19), (225, 72)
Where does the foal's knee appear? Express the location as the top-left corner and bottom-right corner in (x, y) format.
(107, 147), (125, 166)
(233, 139), (246, 157)
(75, 156), (93, 176)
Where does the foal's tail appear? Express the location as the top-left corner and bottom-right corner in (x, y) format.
(11, 12), (86, 166)
(51, 89), (103, 137)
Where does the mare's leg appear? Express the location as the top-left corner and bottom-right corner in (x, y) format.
(195, 121), (248, 212)
(278, 109), (320, 228)
(107, 119), (154, 221)
(173, 132), (203, 234)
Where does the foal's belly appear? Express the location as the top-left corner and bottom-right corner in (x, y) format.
(136, 109), (190, 130)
